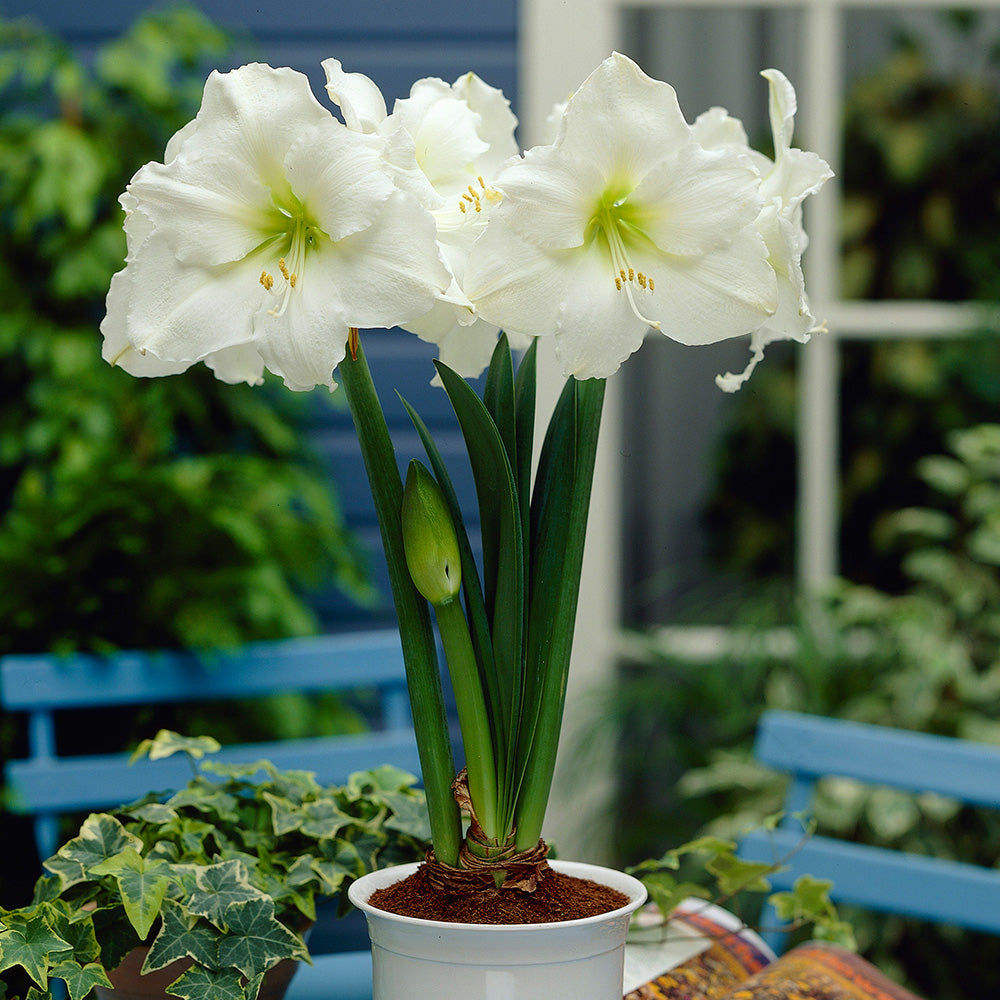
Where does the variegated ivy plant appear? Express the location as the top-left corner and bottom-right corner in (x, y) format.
(0, 732), (431, 1000)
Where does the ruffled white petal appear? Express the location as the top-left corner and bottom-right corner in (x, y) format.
(629, 144), (763, 256)
(322, 58), (387, 133)
(284, 121), (395, 242)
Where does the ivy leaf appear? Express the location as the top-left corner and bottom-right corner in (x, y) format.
(636, 871), (709, 919)
(49, 959), (113, 1000)
(185, 861), (266, 927)
(704, 853), (776, 896)
(143, 899), (219, 974)
(297, 800), (355, 841)
(166, 964), (247, 1000)
(43, 908), (100, 966)
(44, 814), (142, 890)
(346, 766), (419, 798)
(380, 791), (432, 843)
(166, 785), (240, 824)
(130, 731), (221, 763)
(0, 909), (71, 989)
(123, 802), (179, 824)
(215, 898), (303, 980)
(89, 847), (173, 940)
(769, 874), (834, 922)
(262, 792), (304, 837)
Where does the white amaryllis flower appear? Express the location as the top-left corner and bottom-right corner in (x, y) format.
(324, 60), (521, 379)
(695, 69), (833, 391)
(101, 63), (451, 391)
(464, 52), (781, 381)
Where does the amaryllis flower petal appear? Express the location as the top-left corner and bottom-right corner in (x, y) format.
(465, 52), (788, 381)
(322, 57), (387, 133)
(102, 62), (451, 392)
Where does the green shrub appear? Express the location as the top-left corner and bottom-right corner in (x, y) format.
(0, 8), (371, 656)
(612, 424), (1000, 999)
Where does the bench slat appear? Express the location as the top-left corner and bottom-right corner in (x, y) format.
(757, 709), (1000, 809)
(0, 633), (409, 711)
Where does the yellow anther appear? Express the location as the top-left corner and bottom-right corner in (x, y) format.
(619, 268), (627, 283)
(638, 273), (647, 289)
(462, 192), (476, 203)
(478, 175), (487, 189)
(460, 201), (467, 213)
(628, 267), (635, 281)
(259, 271), (274, 291)
(615, 276), (623, 291)
(648, 277), (655, 291)
(289, 273), (297, 288)
(278, 258), (291, 280)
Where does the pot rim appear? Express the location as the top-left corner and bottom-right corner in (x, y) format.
(347, 859), (647, 932)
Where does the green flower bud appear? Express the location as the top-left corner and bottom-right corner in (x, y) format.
(401, 459), (462, 605)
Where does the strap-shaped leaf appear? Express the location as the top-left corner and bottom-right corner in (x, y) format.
(484, 335), (518, 496)
(434, 360), (525, 770)
(513, 340), (537, 561)
(514, 375), (605, 849)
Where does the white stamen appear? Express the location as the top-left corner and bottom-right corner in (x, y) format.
(604, 218), (660, 329)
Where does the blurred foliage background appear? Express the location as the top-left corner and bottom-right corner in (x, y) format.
(605, 14), (1000, 1000)
(0, 7), (374, 905)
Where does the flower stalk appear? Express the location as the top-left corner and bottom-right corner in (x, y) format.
(338, 335), (462, 866)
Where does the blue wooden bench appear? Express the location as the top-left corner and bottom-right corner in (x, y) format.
(738, 709), (1000, 952)
(0, 630), (432, 999)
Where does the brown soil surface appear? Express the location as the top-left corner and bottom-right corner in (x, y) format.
(366, 863), (629, 924)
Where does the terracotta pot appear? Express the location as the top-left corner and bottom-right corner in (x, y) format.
(348, 860), (647, 1000)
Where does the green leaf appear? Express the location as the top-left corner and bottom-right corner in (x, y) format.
(514, 375), (605, 848)
(143, 899), (220, 974)
(633, 871), (711, 920)
(44, 814), (143, 889)
(704, 853), (776, 896)
(483, 334), (518, 497)
(166, 964), (247, 1000)
(215, 898), (302, 980)
(0, 908), (71, 990)
(89, 847), (173, 941)
(512, 340), (537, 559)
(122, 802), (178, 824)
(131, 731), (221, 764)
(297, 800), (356, 841)
(49, 959), (113, 1000)
(380, 792), (433, 843)
(166, 785), (240, 824)
(185, 861), (266, 927)
(434, 359), (524, 777)
(346, 765), (419, 797)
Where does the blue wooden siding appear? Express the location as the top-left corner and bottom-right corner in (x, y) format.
(5, 0), (517, 628)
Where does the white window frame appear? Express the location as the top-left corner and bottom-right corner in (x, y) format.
(519, 0), (999, 856)
(522, 0), (1000, 591)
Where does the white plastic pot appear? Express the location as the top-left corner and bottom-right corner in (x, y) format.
(348, 860), (647, 1000)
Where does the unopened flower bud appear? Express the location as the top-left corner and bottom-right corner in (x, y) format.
(401, 460), (462, 605)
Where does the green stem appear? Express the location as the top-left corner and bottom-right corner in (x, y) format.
(339, 338), (462, 866)
(434, 597), (500, 843)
